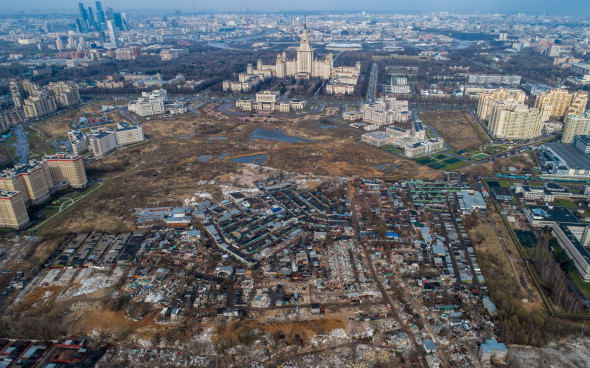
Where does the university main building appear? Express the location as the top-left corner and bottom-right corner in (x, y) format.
(223, 22), (361, 95)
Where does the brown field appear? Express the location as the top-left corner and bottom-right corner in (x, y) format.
(461, 151), (537, 176)
(469, 216), (543, 312)
(419, 110), (484, 151)
(35, 103), (440, 234)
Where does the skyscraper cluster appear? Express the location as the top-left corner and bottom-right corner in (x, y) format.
(75, 2), (129, 34)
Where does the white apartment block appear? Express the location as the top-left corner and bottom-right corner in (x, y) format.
(128, 89), (168, 116)
(114, 122), (145, 146)
(88, 131), (118, 157)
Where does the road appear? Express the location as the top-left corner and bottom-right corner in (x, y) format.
(14, 125), (29, 164)
(366, 62), (379, 102)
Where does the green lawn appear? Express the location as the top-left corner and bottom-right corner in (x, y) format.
(428, 162), (446, 170)
(416, 157), (435, 165)
(472, 153), (489, 160)
(440, 160), (470, 170)
(569, 270), (590, 298)
(554, 198), (578, 210)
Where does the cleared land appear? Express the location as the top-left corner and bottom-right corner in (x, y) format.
(468, 216), (544, 312)
(419, 110), (485, 151)
(34, 103), (440, 234)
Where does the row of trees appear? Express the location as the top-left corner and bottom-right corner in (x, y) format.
(531, 238), (585, 313)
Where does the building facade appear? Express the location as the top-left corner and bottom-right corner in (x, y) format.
(223, 23), (360, 94)
(44, 154), (88, 189)
(476, 89), (527, 121)
(0, 190), (29, 229)
(562, 111), (590, 143)
(88, 131), (118, 157)
(235, 91), (305, 112)
(128, 89), (167, 116)
(487, 99), (550, 140)
(534, 89), (588, 118)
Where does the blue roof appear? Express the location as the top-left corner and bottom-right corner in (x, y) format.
(481, 339), (507, 353)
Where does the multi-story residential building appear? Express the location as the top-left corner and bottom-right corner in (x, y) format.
(23, 91), (58, 119)
(128, 89), (167, 116)
(44, 154), (87, 189)
(0, 160), (52, 205)
(88, 131), (118, 157)
(534, 89), (588, 118)
(0, 190), (29, 229)
(562, 111), (590, 143)
(487, 99), (550, 140)
(67, 130), (89, 156)
(9, 80), (39, 108)
(114, 122), (144, 146)
(49, 82), (80, 108)
(476, 89), (527, 121)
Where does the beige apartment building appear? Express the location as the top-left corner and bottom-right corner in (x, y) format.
(562, 111), (590, 143)
(487, 99), (550, 140)
(23, 91), (58, 119)
(477, 89), (527, 121)
(0, 155), (87, 207)
(50, 82), (81, 108)
(0, 190), (29, 229)
(9, 80), (39, 108)
(534, 89), (588, 117)
(0, 161), (52, 205)
(44, 154), (87, 188)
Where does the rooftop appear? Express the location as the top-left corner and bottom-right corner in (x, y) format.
(545, 143), (590, 169)
(525, 205), (580, 224)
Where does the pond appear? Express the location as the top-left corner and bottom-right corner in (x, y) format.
(208, 136), (228, 140)
(218, 152), (229, 160)
(177, 133), (196, 139)
(250, 128), (310, 143)
(198, 154), (212, 163)
(231, 154), (267, 165)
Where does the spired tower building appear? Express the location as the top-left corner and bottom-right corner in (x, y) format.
(224, 17), (359, 95)
(296, 19), (314, 76)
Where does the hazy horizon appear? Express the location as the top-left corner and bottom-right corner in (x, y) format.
(1, 0), (589, 17)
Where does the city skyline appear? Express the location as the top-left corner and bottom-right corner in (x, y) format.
(2, 0), (590, 16)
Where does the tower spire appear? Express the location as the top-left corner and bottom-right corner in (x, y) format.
(304, 15), (307, 29)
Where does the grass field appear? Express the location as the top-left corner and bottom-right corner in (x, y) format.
(416, 157), (435, 165)
(554, 198), (578, 210)
(419, 110), (485, 151)
(472, 153), (489, 160)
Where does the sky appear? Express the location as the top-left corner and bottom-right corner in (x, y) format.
(2, 0), (589, 17)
